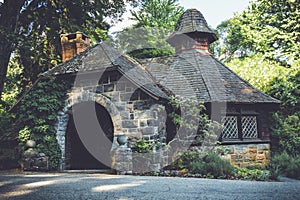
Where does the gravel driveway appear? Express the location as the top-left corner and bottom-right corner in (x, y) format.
(0, 172), (299, 200)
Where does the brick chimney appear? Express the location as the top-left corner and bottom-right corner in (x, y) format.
(60, 32), (91, 62)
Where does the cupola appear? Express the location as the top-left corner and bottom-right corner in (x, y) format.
(167, 9), (218, 54)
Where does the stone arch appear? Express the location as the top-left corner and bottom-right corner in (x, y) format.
(65, 101), (114, 169)
(56, 91), (123, 170)
(68, 91), (122, 135)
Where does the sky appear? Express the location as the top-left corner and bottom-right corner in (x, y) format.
(109, 0), (250, 33)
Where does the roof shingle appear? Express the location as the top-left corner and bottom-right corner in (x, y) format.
(42, 43), (168, 100)
(140, 49), (280, 104)
(167, 8), (218, 44)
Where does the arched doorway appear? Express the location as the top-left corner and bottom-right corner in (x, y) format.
(65, 101), (114, 170)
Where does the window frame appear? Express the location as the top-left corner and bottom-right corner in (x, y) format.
(221, 108), (260, 141)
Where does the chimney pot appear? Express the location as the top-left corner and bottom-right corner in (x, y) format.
(60, 32), (90, 62)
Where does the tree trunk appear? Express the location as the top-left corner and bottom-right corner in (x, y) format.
(0, 0), (24, 100)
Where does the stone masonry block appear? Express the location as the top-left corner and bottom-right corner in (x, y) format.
(141, 127), (155, 135)
(120, 111), (130, 120)
(122, 120), (138, 128)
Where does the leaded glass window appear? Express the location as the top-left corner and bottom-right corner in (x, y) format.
(221, 116), (239, 139)
(221, 114), (259, 140)
(242, 116), (258, 138)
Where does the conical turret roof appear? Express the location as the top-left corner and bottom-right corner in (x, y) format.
(167, 9), (218, 44)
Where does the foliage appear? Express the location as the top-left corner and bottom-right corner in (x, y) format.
(234, 167), (271, 181)
(271, 152), (300, 180)
(267, 163), (281, 181)
(214, 17), (252, 59)
(0, 104), (14, 134)
(166, 150), (274, 180)
(112, 26), (175, 59)
(272, 114), (300, 155)
(267, 70), (300, 114)
(267, 70), (300, 155)
(168, 96), (220, 151)
(190, 153), (234, 178)
(170, 151), (234, 179)
(130, 0), (184, 29)
(2, 58), (23, 107)
(0, 0), (135, 99)
(17, 77), (71, 170)
(18, 126), (31, 144)
(134, 138), (152, 153)
(225, 54), (290, 92)
(286, 157), (300, 180)
(215, 0), (300, 65)
(112, 0), (184, 58)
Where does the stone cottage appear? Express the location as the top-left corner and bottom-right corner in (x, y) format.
(141, 9), (280, 167)
(1, 9), (279, 172)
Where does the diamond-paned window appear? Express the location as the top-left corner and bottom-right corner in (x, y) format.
(221, 116), (238, 139)
(242, 116), (258, 138)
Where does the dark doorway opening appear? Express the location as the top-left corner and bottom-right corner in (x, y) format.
(66, 102), (114, 170)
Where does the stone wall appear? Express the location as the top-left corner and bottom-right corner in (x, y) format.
(221, 143), (270, 168)
(55, 71), (168, 170)
(55, 105), (69, 170)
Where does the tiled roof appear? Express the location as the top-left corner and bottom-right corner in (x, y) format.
(140, 50), (280, 104)
(41, 43), (169, 100)
(167, 9), (218, 44)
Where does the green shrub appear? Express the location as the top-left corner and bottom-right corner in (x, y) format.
(286, 156), (300, 180)
(0, 104), (14, 134)
(171, 151), (200, 170)
(267, 163), (280, 181)
(235, 167), (270, 181)
(134, 139), (152, 153)
(271, 152), (300, 180)
(172, 151), (234, 178)
(16, 77), (71, 170)
(271, 152), (290, 173)
(272, 113), (300, 155)
(268, 71), (300, 156)
(201, 153), (234, 178)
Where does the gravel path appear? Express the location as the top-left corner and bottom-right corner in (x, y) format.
(0, 172), (300, 200)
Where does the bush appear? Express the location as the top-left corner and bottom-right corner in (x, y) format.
(235, 167), (270, 181)
(171, 151), (234, 178)
(268, 71), (300, 156)
(134, 139), (152, 153)
(267, 163), (281, 181)
(0, 104), (13, 134)
(271, 151), (291, 172)
(271, 152), (300, 180)
(16, 77), (71, 170)
(272, 113), (300, 155)
(286, 157), (300, 179)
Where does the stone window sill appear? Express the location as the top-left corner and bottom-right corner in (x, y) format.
(221, 139), (270, 145)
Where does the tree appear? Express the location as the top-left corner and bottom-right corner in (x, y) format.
(214, 18), (253, 60)
(0, 0), (25, 101)
(130, 0), (183, 29)
(215, 0), (300, 64)
(213, 0), (300, 157)
(268, 70), (300, 155)
(112, 0), (184, 58)
(0, 0), (134, 100)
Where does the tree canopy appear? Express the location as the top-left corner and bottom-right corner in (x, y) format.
(112, 0), (184, 58)
(215, 0), (300, 157)
(215, 0), (300, 65)
(0, 0), (134, 101)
